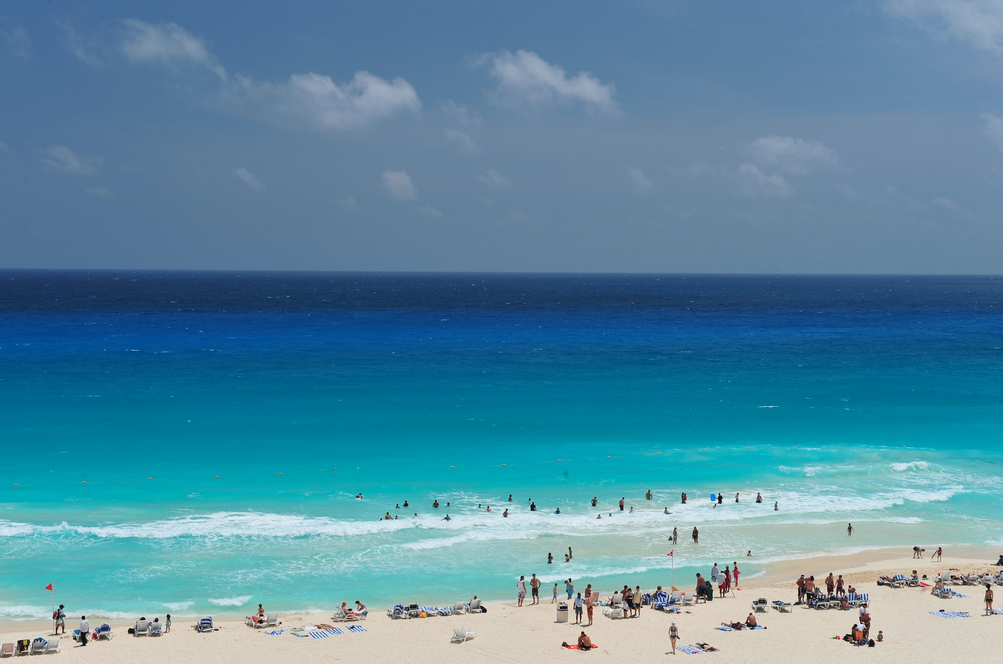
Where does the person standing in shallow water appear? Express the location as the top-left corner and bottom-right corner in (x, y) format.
(692, 527), (699, 543)
(619, 497), (625, 511)
(847, 523), (854, 536)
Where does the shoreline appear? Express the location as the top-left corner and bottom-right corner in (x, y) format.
(6, 546), (999, 635)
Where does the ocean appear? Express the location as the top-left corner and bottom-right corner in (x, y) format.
(1, 271), (1001, 620)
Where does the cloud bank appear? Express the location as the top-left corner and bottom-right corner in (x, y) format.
(484, 49), (617, 114)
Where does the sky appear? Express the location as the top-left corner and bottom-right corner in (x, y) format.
(2, 0), (1003, 273)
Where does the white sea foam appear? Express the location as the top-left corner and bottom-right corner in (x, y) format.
(162, 600), (194, 611)
(208, 595), (251, 607)
(891, 461), (930, 472)
(0, 605), (51, 620)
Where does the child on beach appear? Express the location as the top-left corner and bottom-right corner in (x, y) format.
(165, 614), (171, 633)
(552, 584), (558, 603)
(986, 584), (994, 616)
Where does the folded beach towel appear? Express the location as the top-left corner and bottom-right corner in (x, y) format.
(677, 645), (706, 654)
(347, 625), (366, 633)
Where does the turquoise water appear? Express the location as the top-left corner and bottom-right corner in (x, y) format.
(1, 272), (1001, 619)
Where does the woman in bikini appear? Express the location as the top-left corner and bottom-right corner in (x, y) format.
(669, 622), (679, 654)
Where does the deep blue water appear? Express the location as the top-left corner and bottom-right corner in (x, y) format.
(1, 271), (1001, 619)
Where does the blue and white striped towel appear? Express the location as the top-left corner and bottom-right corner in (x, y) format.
(677, 645), (705, 654)
(324, 628), (343, 636)
(308, 630), (329, 639)
(347, 625), (366, 633)
(265, 629), (287, 636)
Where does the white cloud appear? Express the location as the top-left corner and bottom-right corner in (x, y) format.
(738, 162), (792, 198)
(484, 49), (617, 114)
(382, 170), (417, 201)
(86, 186), (114, 198)
(441, 100), (480, 125)
(232, 167), (263, 190)
(121, 19), (226, 78)
(2, 26), (31, 61)
(931, 196), (959, 209)
(627, 167), (653, 190)
(984, 113), (1003, 150)
(337, 195), (357, 209)
(241, 71), (421, 130)
(417, 205), (443, 218)
(749, 136), (839, 175)
(445, 129), (479, 153)
(0, 141), (8, 151)
(885, 0), (1003, 53)
(478, 169), (512, 188)
(58, 21), (102, 65)
(41, 146), (97, 174)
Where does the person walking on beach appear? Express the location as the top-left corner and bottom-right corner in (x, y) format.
(986, 584), (995, 616)
(530, 574), (541, 605)
(669, 622), (679, 654)
(78, 617), (89, 646)
(517, 576), (526, 607)
(847, 523), (854, 536)
(692, 527), (699, 543)
(566, 578), (575, 599)
(54, 605), (65, 634)
(574, 593), (583, 623)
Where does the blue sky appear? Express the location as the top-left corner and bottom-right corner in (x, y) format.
(2, 0), (1003, 272)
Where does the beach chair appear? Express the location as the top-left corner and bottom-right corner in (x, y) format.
(332, 607), (350, 622)
(888, 574), (907, 588)
(670, 590), (682, 605)
(407, 603), (421, 619)
(0, 643), (13, 658)
(16, 640), (30, 656)
(388, 604), (407, 619)
(452, 601), (467, 614)
(28, 639), (46, 655)
(149, 622), (163, 636)
(603, 605), (624, 619)
(43, 639), (60, 655)
(134, 620), (150, 637)
(258, 613), (278, 629)
(752, 598), (769, 613)
(682, 592), (694, 607)
(450, 626), (475, 643)
(468, 598), (482, 613)
(197, 617), (214, 633)
(94, 624), (113, 640)
(772, 600), (792, 612)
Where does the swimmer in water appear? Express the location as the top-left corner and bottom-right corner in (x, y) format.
(508, 494), (512, 501)
(403, 500), (408, 508)
(442, 514), (451, 521)
(395, 504), (400, 509)
(629, 506), (635, 514)
(755, 492), (762, 503)
(486, 506), (491, 512)
(664, 507), (669, 514)
(503, 509), (509, 517)
(597, 514), (602, 519)
(774, 501), (778, 511)
(591, 497), (598, 507)
(433, 499), (439, 508)
(555, 508), (561, 515)
(384, 512), (391, 520)
(356, 493), (363, 499)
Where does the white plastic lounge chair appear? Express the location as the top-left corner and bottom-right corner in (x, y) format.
(452, 601), (467, 614)
(468, 598), (482, 613)
(670, 590), (682, 605)
(772, 600), (792, 612)
(0, 643), (13, 658)
(94, 624), (113, 640)
(134, 621), (150, 637)
(149, 622), (163, 636)
(602, 605), (624, 619)
(451, 626), (475, 643)
(682, 592), (694, 607)
(254, 613), (278, 629)
(331, 608), (350, 622)
(752, 598), (769, 613)
(28, 639), (46, 655)
(888, 574), (907, 588)
(197, 617), (214, 632)
(44, 640), (60, 655)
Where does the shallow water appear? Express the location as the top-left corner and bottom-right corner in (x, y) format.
(1, 272), (1001, 618)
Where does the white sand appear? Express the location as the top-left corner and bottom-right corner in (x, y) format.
(4, 551), (999, 663)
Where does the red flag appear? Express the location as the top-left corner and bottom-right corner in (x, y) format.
(667, 551), (673, 557)
(45, 583), (53, 591)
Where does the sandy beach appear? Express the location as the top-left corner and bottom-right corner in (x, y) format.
(6, 548), (999, 663)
